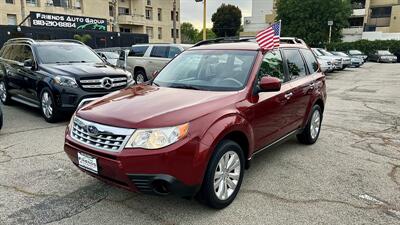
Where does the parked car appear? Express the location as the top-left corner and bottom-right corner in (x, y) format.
(312, 48), (343, 70)
(369, 50), (398, 63)
(394, 51), (400, 63)
(332, 51), (363, 68)
(317, 58), (334, 73)
(64, 39), (327, 209)
(347, 50), (368, 62)
(97, 51), (120, 66)
(117, 44), (192, 84)
(318, 49), (350, 69)
(0, 38), (133, 122)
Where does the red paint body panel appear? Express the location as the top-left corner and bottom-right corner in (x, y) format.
(64, 43), (327, 195)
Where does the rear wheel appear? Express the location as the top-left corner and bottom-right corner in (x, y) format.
(0, 81), (12, 105)
(198, 140), (245, 209)
(40, 88), (60, 123)
(297, 105), (322, 145)
(134, 70), (147, 84)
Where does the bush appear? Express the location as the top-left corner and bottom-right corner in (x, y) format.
(326, 40), (400, 55)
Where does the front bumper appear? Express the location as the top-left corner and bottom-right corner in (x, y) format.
(379, 58), (397, 63)
(64, 128), (205, 197)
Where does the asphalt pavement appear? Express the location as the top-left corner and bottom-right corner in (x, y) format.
(0, 63), (399, 225)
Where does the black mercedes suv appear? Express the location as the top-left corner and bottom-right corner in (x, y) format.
(0, 38), (133, 122)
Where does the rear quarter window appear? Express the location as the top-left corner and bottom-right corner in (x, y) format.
(150, 46), (169, 58)
(300, 49), (319, 74)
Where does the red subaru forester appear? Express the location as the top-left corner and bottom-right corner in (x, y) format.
(64, 39), (326, 209)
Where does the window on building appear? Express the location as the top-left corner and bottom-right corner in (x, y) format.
(171, 29), (179, 38)
(118, 7), (130, 15)
(6, 0), (14, 4)
(158, 27), (162, 40)
(146, 7), (153, 20)
(26, 0), (37, 6)
(7, 14), (17, 25)
(53, 0), (69, 7)
(371, 7), (392, 18)
(120, 27), (131, 33)
(146, 26), (154, 39)
(109, 4), (114, 17)
(348, 17), (364, 27)
(158, 8), (162, 21)
(171, 11), (179, 21)
(146, 0), (151, 6)
(75, 0), (81, 9)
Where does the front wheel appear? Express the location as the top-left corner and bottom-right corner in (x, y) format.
(0, 81), (13, 105)
(297, 105), (323, 145)
(198, 140), (245, 209)
(134, 70), (147, 84)
(40, 88), (60, 123)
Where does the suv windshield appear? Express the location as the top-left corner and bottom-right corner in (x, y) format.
(36, 44), (103, 64)
(349, 50), (362, 55)
(318, 49), (334, 56)
(378, 50), (392, 55)
(153, 50), (257, 91)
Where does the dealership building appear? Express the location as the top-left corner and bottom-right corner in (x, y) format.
(0, 0), (180, 47)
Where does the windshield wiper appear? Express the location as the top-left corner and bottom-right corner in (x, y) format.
(168, 84), (201, 90)
(68, 60), (87, 63)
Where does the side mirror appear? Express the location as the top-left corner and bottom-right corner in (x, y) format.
(259, 76), (281, 92)
(23, 59), (34, 69)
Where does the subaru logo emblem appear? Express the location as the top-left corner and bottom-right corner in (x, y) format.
(102, 78), (113, 89)
(87, 125), (99, 136)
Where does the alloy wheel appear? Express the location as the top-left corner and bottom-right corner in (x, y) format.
(213, 151), (241, 201)
(41, 91), (53, 119)
(310, 110), (321, 140)
(0, 81), (6, 102)
(136, 74), (145, 84)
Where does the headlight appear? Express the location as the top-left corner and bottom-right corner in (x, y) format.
(126, 72), (133, 83)
(54, 76), (78, 88)
(125, 123), (189, 150)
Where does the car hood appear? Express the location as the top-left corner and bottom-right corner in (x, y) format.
(39, 63), (129, 78)
(76, 85), (239, 128)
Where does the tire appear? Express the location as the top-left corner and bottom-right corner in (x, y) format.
(0, 80), (13, 105)
(297, 105), (323, 145)
(134, 70), (147, 84)
(39, 87), (60, 123)
(198, 140), (245, 209)
(0, 107), (3, 130)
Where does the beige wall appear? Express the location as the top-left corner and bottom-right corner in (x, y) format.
(0, 0), (180, 43)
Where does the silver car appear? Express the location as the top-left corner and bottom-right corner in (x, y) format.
(312, 48), (344, 70)
(117, 44), (192, 83)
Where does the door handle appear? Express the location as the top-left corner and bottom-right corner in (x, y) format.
(284, 92), (293, 99)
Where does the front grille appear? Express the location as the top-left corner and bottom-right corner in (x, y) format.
(71, 116), (134, 152)
(79, 76), (127, 91)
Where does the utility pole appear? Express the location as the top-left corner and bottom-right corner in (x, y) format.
(20, 0), (26, 26)
(195, 0), (207, 40)
(173, 0), (177, 43)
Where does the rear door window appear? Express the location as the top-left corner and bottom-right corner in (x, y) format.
(257, 50), (285, 82)
(168, 47), (182, 58)
(300, 49), (319, 74)
(128, 46), (149, 57)
(150, 46), (169, 58)
(283, 49), (307, 80)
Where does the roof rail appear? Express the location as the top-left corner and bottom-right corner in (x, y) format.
(193, 37), (255, 47)
(6, 38), (35, 44)
(280, 37), (307, 45)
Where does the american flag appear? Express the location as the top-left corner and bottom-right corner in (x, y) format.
(256, 21), (281, 50)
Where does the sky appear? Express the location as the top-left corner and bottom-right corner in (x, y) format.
(180, 0), (252, 30)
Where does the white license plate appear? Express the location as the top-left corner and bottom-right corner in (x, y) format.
(78, 152), (98, 174)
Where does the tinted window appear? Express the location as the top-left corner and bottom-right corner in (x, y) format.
(283, 49), (306, 79)
(7, 45), (33, 62)
(168, 47), (181, 58)
(128, 46), (149, 57)
(150, 46), (169, 58)
(154, 50), (257, 91)
(300, 49), (319, 74)
(36, 44), (103, 64)
(257, 50), (285, 81)
(0, 45), (12, 59)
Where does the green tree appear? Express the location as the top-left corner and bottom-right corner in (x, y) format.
(276, 0), (352, 46)
(211, 4), (242, 37)
(195, 29), (217, 43)
(181, 22), (199, 44)
(73, 34), (92, 43)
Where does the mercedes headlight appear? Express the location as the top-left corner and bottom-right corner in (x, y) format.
(125, 123), (189, 150)
(54, 76), (78, 88)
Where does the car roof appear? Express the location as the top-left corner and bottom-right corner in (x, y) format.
(132, 43), (192, 48)
(190, 41), (308, 51)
